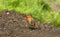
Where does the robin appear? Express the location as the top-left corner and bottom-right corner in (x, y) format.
(25, 14), (37, 30)
(25, 14), (31, 24)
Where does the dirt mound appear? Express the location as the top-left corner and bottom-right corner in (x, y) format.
(0, 9), (60, 37)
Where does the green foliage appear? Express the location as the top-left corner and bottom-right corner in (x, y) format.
(0, 0), (60, 27)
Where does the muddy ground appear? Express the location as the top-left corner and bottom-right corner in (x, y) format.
(0, 9), (60, 37)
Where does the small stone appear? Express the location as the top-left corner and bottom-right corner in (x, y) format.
(6, 12), (10, 15)
(4, 28), (6, 30)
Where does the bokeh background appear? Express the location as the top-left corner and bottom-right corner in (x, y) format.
(0, 0), (60, 27)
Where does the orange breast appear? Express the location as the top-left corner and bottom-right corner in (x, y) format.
(26, 14), (31, 23)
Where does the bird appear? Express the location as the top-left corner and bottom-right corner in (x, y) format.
(25, 14), (37, 30)
(25, 14), (31, 24)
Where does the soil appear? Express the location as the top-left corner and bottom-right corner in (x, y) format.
(0, 9), (60, 37)
(50, 2), (60, 11)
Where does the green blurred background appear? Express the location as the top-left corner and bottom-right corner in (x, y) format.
(0, 0), (60, 27)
